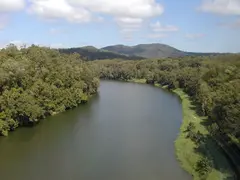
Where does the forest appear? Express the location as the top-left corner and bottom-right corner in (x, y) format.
(90, 55), (240, 178)
(0, 45), (99, 136)
(0, 44), (239, 179)
(91, 56), (240, 139)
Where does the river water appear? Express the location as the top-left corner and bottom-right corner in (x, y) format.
(0, 81), (191, 180)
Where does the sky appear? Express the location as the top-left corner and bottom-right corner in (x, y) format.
(0, 0), (240, 52)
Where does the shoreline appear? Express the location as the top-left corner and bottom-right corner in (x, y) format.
(1, 78), (235, 179)
(128, 78), (234, 180)
(0, 93), (94, 137)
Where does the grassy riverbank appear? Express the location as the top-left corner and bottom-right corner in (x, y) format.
(129, 79), (234, 180)
(173, 89), (234, 180)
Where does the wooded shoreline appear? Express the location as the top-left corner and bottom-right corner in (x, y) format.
(126, 79), (235, 180)
(0, 46), (100, 136)
(1, 46), (239, 180)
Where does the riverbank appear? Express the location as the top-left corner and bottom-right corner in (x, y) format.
(129, 79), (234, 180)
(0, 80), (195, 180)
(0, 93), (94, 137)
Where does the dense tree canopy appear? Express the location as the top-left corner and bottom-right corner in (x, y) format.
(0, 45), (99, 136)
(0, 44), (239, 178)
(91, 55), (240, 142)
(91, 55), (240, 178)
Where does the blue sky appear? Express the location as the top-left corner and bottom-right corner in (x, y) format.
(0, 0), (240, 52)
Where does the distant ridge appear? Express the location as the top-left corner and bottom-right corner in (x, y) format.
(101, 43), (226, 59)
(59, 43), (229, 60)
(59, 46), (145, 60)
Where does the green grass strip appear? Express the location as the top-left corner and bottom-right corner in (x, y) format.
(129, 79), (234, 180)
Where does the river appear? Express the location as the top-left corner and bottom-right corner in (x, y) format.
(0, 81), (191, 180)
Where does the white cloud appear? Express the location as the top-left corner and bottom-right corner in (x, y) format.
(185, 33), (206, 39)
(69, 0), (164, 19)
(27, 0), (165, 40)
(150, 21), (178, 32)
(2, 0), (165, 41)
(0, 0), (25, 13)
(200, 0), (240, 15)
(28, 0), (92, 23)
(28, 0), (164, 24)
(116, 17), (143, 25)
(147, 33), (167, 39)
(0, 1), (24, 30)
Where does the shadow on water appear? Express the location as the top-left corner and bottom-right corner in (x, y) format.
(0, 93), (100, 144)
(0, 82), (192, 180)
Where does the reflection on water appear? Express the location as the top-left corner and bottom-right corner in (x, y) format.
(0, 81), (191, 180)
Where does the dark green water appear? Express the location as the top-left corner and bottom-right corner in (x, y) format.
(0, 81), (191, 180)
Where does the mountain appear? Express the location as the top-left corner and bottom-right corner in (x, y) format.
(59, 43), (227, 60)
(59, 47), (144, 60)
(80, 46), (99, 51)
(101, 43), (185, 58)
(101, 43), (225, 59)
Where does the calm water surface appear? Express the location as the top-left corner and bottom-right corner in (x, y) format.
(0, 81), (191, 180)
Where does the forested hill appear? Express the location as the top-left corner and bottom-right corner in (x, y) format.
(59, 46), (145, 60)
(59, 44), (228, 60)
(102, 43), (227, 59)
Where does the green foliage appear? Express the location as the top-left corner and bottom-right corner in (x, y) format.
(195, 157), (212, 179)
(186, 122), (196, 132)
(94, 55), (240, 142)
(186, 130), (203, 144)
(0, 120), (9, 136)
(0, 45), (99, 136)
(1, 44), (239, 178)
(94, 55), (239, 179)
